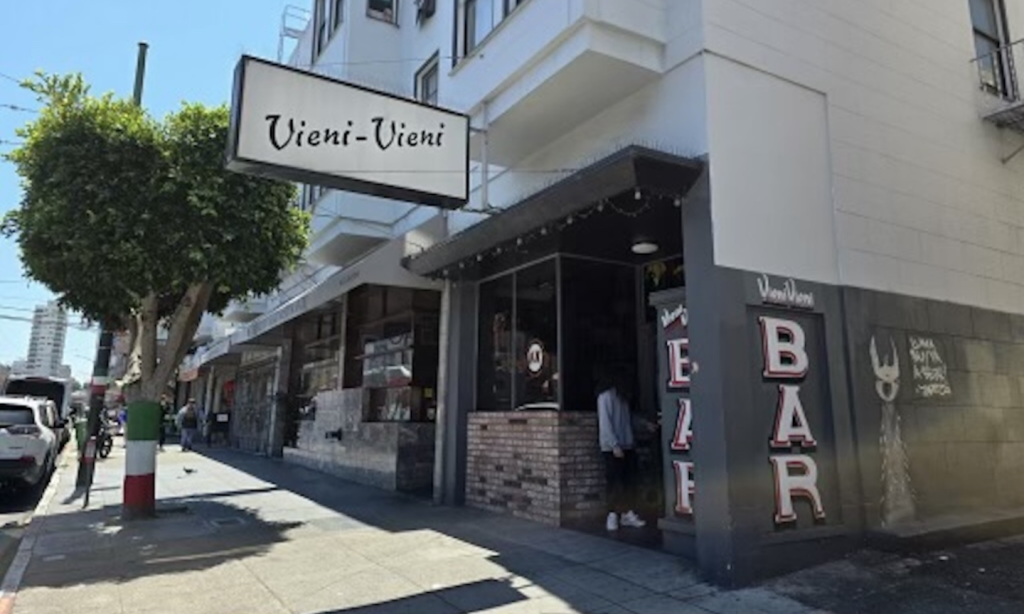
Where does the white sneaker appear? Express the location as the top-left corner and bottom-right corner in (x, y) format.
(620, 511), (646, 528)
(606, 512), (619, 531)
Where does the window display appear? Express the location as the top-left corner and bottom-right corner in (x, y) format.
(476, 259), (558, 411)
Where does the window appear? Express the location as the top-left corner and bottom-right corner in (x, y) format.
(476, 259), (558, 411)
(343, 286), (441, 422)
(416, 54), (439, 105)
(314, 0), (344, 58)
(332, 0), (345, 31)
(314, 0), (329, 57)
(368, 0), (398, 24)
(970, 0), (1014, 98)
(462, 0), (526, 55)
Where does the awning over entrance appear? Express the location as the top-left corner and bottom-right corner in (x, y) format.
(403, 146), (705, 277)
(195, 234), (442, 366)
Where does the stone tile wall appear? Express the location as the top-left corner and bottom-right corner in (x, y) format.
(283, 387), (435, 493)
(466, 411), (605, 527)
(845, 289), (1024, 527)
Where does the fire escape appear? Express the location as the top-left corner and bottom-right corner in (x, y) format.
(975, 39), (1024, 163)
(278, 5), (311, 63)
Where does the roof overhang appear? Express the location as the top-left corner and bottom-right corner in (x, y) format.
(403, 146), (705, 277)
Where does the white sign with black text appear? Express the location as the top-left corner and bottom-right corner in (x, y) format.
(227, 56), (469, 208)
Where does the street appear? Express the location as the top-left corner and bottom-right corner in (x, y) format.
(0, 486), (39, 530)
(0, 480), (43, 590)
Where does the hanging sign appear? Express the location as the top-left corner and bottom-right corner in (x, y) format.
(526, 341), (544, 376)
(226, 55), (469, 209)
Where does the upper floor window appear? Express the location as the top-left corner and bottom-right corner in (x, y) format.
(970, 0), (1014, 98)
(368, 0), (398, 24)
(332, 0), (345, 31)
(314, 0), (344, 58)
(416, 54), (440, 105)
(461, 0), (526, 56)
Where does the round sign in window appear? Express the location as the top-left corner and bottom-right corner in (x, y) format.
(526, 341), (544, 376)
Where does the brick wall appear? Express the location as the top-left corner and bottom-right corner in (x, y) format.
(466, 411), (605, 527)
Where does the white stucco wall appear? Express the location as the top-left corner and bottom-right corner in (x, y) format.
(703, 0), (1024, 312)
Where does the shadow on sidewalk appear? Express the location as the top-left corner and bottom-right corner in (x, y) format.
(19, 498), (302, 590)
(180, 448), (705, 612)
(313, 579), (526, 614)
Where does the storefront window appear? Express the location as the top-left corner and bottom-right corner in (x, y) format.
(477, 275), (513, 411)
(343, 285), (441, 422)
(561, 257), (637, 412)
(476, 259), (558, 411)
(515, 260), (558, 409)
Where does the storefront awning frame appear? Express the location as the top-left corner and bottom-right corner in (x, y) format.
(403, 145), (705, 277)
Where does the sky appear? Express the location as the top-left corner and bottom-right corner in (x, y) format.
(0, 0), (298, 382)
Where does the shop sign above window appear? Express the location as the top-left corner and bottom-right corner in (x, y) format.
(226, 55), (469, 209)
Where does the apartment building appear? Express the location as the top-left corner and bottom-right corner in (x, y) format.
(192, 0), (1024, 586)
(16, 301), (69, 378)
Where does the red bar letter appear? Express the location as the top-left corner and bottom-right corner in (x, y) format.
(770, 455), (825, 524)
(673, 460), (695, 516)
(667, 338), (691, 389)
(759, 317), (808, 379)
(671, 398), (693, 451)
(770, 385), (817, 448)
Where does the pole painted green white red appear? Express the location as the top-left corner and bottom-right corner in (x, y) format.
(122, 41), (153, 520)
(123, 400), (161, 519)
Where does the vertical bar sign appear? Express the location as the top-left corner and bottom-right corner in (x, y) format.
(758, 316), (826, 524)
(661, 304), (695, 517)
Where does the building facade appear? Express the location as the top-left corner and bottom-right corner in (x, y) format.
(192, 0), (1024, 587)
(17, 301), (68, 378)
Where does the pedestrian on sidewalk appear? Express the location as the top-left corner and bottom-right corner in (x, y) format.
(597, 369), (646, 532)
(176, 398), (200, 452)
(158, 393), (173, 452)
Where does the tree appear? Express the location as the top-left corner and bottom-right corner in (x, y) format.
(3, 72), (309, 404)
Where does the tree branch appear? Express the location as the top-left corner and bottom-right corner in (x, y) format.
(149, 282), (214, 401)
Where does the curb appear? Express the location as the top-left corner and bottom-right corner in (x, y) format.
(0, 445), (72, 612)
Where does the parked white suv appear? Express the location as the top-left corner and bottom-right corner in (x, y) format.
(0, 397), (59, 490)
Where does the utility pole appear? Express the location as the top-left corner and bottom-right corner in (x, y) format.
(76, 41), (149, 490)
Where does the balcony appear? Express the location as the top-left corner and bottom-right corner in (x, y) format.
(974, 39), (1024, 134)
(221, 296), (269, 323)
(453, 0), (669, 166)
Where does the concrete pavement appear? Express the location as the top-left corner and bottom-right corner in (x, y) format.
(1, 442), (830, 614)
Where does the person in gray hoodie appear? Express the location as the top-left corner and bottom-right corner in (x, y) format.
(597, 370), (646, 531)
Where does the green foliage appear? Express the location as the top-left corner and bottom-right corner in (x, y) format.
(3, 72), (310, 324)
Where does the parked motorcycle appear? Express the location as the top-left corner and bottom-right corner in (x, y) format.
(97, 415), (118, 459)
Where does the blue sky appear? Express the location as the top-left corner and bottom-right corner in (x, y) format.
(0, 0), (297, 381)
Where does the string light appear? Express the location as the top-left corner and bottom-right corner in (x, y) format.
(440, 188), (688, 280)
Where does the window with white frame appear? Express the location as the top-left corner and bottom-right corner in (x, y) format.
(332, 0), (344, 32)
(416, 54), (440, 105)
(314, 0), (344, 58)
(314, 0), (328, 57)
(368, 0), (398, 24)
(970, 0), (1014, 98)
(461, 0), (526, 56)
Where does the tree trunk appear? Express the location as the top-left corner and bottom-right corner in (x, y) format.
(138, 294), (161, 401)
(141, 283), (214, 402)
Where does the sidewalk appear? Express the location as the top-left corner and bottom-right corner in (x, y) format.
(2, 443), (828, 614)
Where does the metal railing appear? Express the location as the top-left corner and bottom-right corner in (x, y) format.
(972, 38), (1024, 103)
(278, 5), (312, 62)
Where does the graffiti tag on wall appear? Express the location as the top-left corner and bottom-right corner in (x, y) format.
(871, 336), (916, 527)
(908, 336), (952, 399)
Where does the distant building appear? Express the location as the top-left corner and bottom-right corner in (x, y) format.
(20, 301), (68, 378)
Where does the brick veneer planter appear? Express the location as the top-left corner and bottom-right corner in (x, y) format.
(466, 411), (606, 527)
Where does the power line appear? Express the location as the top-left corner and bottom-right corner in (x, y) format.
(0, 103), (36, 113)
(0, 71), (21, 84)
(0, 139), (24, 146)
